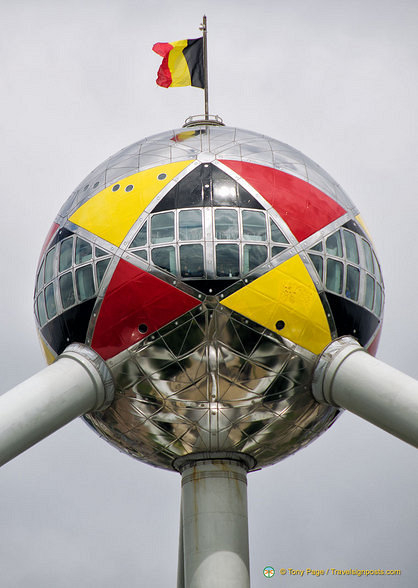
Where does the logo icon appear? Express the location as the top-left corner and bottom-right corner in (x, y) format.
(263, 566), (275, 578)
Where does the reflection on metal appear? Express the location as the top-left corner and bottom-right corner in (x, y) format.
(313, 337), (418, 447)
(34, 125), (385, 471)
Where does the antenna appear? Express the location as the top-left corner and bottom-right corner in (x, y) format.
(199, 15), (209, 120)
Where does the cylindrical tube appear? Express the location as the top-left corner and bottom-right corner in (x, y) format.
(312, 337), (418, 447)
(175, 454), (253, 588)
(0, 344), (114, 466)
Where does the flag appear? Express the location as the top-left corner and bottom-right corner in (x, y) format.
(153, 38), (204, 89)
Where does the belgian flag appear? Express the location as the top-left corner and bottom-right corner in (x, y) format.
(153, 38), (204, 89)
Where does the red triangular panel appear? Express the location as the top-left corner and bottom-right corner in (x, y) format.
(92, 260), (200, 360)
(221, 160), (346, 242)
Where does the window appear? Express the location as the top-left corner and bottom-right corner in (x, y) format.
(151, 212), (174, 244)
(36, 259), (45, 293)
(326, 232), (342, 257)
(365, 274), (375, 310)
(343, 230), (359, 264)
(152, 246), (176, 274)
(75, 238), (92, 264)
(216, 244), (239, 277)
(362, 240), (374, 274)
(243, 245), (267, 273)
(131, 223), (147, 248)
(45, 283), (57, 319)
(60, 273), (75, 309)
(242, 211), (266, 241)
(37, 293), (47, 327)
(180, 244), (204, 277)
(326, 259), (343, 294)
(215, 209), (238, 240)
(96, 259), (110, 287)
(44, 247), (56, 284)
(270, 219), (287, 244)
(346, 265), (360, 301)
(59, 238), (73, 272)
(375, 283), (383, 316)
(179, 210), (202, 240)
(309, 254), (323, 280)
(76, 266), (95, 301)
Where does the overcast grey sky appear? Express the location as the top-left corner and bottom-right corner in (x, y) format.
(1, 1), (417, 586)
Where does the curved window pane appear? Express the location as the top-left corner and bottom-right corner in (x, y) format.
(95, 246), (108, 258)
(180, 244), (204, 277)
(362, 240), (374, 273)
(44, 247), (56, 284)
(374, 283), (383, 316)
(272, 246), (286, 257)
(45, 283), (57, 319)
(326, 259), (343, 294)
(96, 259), (110, 288)
(373, 252), (383, 282)
(36, 259), (45, 293)
(37, 293), (48, 327)
(346, 265), (360, 301)
(270, 219), (288, 244)
(59, 272), (75, 309)
(59, 238), (73, 272)
(309, 254), (323, 280)
(242, 210), (266, 241)
(76, 265), (95, 301)
(343, 230), (359, 264)
(310, 242), (323, 252)
(365, 274), (375, 310)
(326, 232), (343, 257)
(215, 209), (238, 240)
(151, 246), (176, 274)
(131, 223), (147, 248)
(75, 238), (92, 264)
(179, 210), (202, 240)
(133, 249), (148, 261)
(151, 212), (174, 244)
(243, 245), (267, 273)
(216, 244), (239, 277)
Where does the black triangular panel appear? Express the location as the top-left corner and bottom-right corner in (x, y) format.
(326, 293), (379, 347)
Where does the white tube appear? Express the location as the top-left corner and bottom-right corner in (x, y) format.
(175, 454), (253, 588)
(312, 337), (418, 447)
(0, 344), (113, 466)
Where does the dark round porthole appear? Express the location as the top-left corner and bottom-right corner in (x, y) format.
(125, 184), (134, 192)
(83, 184), (89, 191)
(157, 173), (167, 180)
(138, 324), (148, 334)
(112, 184), (120, 192)
(93, 182), (100, 189)
(275, 320), (285, 331)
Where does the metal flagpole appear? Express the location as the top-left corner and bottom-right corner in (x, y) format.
(200, 15), (209, 120)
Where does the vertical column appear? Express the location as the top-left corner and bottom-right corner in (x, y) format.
(175, 453), (254, 588)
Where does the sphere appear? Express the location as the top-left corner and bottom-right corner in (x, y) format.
(34, 123), (384, 470)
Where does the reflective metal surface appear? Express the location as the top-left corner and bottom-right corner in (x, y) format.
(35, 124), (384, 470)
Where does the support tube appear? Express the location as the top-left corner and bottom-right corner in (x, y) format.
(312, 337), (418, 447)
(0, 344), (114, 466)
(175, 453), (254, 588)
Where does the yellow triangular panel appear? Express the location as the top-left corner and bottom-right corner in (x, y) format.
(221, 255), (332, 355)
(37, 331), (57, 365)
(69, 160), (193, 246)
(355, 214), (373, 242)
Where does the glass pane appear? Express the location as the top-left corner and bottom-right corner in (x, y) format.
(45, 283), (57, 319)
(36, 259), (45, 293)
(151, 246), (176, 274)
(76, 265), (95, 301)
(179, 210), (202, 240)
(131, 223), (147, 248)
(365, 274), (375, 310)
(343, 230), (359, 264)
(309, 254), (323, 280)
(326, 259), (343, 294)
(215, 209), (238, 240)
(96, 259), (110, 287)
(270, 219), (288, 243)
(310, 242), (323, 252)
(373, 252), (382, 282)
(243, 245), (267, 273)
(346, 265), (360, 301)
(362, 240), (374, 273)
(59, 238), (73, 272)
(59, 273), (75, 309)
(95, 246), (108, 258)
(75, 238), (92, 264)
(37, 293), (48, 327)
(374, 283), (383, 316)
(133, 249), (148, 260)
(44, 247), (56, 283)
(272, 246), (286, 257)
(151, 212), (174, 244)
(216, 244), (239, 277)
(326, 232), (343, 257)
(242, 210), (266, 241)
(180, 244), (204, 277)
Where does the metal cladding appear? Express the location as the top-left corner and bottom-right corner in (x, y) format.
(34, 125), (384, 470)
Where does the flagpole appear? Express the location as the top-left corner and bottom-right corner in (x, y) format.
(200, 15), (209, 120)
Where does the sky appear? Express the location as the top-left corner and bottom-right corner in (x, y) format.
(0, 1), (417, 586)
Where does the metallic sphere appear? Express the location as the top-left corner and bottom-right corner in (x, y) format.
(34, 123), (384, 470)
